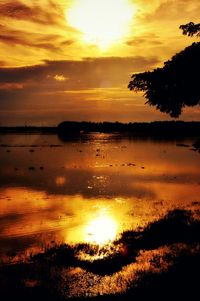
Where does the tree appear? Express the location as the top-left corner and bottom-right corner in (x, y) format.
(180, 22), (200, 37)
(128, 23), (200, 117)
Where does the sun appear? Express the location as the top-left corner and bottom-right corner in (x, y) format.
(66, 0), (136, 49)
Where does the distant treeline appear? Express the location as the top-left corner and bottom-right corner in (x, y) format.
(1, 121), (200, 137)
(58, 121), (200, 137)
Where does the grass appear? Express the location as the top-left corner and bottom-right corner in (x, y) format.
(0, 209), (200, 300)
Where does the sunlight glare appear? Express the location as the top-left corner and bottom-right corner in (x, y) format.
(84, 213), (118, 245)
(66, 0), (136, 49)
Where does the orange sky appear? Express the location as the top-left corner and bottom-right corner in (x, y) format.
(0, 0), (199, 125)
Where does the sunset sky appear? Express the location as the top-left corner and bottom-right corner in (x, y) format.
(0, 0), (199, 125)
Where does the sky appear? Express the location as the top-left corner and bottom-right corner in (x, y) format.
(0, 0), (199, 125)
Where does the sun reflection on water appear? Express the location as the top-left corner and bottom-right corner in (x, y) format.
(84, 211), (118, 245)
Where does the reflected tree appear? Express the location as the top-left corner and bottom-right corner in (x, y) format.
(193, 138), (200, 152)
(128, 23), (200, 117)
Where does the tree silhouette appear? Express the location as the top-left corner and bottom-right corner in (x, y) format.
(180, 22), (200, 37)
(128, 23), (200, 117)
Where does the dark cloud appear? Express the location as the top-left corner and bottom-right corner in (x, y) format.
(0, 55), (159, 112)
(0, 56), (159, 87)
(0, 1), (33, 18)
(0, 33), (61, 51)
(0, 60), (6, 67)
(0, 1), (76, 55)
(0, 56), (165, 124)
(60, 39), (75, 46)
(0, 23), (74, 53)
(126, 33), (163, 47)
(0, 0), (63, 25)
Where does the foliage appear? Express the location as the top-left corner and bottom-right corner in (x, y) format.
(180, 22), (200, 37)
(128, 23), (200, 117)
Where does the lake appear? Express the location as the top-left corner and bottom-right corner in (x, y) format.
(0, 133), (200, 300)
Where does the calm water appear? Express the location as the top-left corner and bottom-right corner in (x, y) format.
(0, 133), (200, 298)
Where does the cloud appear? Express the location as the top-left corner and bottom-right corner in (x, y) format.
(0, 0), (63, 25)
(0, 60), (6, 67)
(141, 0), (200, 22)
(0, 23), (74, 53)
(0, 0), (199, 68)
(0, 1), (199, 124)
(0, 33), (60, 51)
(126, 33), (163, 47)
(0, 56), (171, 125)
(53, 74), (68, 81)
(0, 56), (159, 87)
(0, 83), (24, 90)
(0, 55), (158, 105)
(0, 2), (78, 65)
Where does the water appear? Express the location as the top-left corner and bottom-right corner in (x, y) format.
(0, 133), (200, 299)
